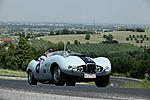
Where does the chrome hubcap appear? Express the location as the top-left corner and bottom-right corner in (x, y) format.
(54, 67), (60, 82)
(28, 72), (32, 83)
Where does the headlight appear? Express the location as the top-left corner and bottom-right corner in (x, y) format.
(77, 67), (83, 72)
(72, 65), (77, 69)
(104, 66), (109, 71)
(96, 65), (103, 72)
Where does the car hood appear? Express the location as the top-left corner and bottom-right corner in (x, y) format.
(64, 56), (86, 66)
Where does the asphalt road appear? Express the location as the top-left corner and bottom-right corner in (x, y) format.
(0, 77), (150, 100)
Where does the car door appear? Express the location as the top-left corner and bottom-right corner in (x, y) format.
(39, 60), (49, 80)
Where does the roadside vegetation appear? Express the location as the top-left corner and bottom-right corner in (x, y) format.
(123, 74), (150, 88)
(0, 68), (27, 78)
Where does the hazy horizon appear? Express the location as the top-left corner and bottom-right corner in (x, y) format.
(0, 0), (150, 25)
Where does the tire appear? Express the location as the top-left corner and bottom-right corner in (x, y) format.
(52, 65), (65, 86)
(94, 74), (110, 87)
(66, 81), (76, 86)
(28, 71), (37, 85)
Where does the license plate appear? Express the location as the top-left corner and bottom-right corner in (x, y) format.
(84, 74), (96, 78)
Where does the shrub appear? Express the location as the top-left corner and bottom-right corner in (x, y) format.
(140, 35), (143, 38)
(136, 28), (145, 32)
(136, 40), (139, 43)
(126, 37), (129, 41)
(140, 40), (143, 43)
(74, 40), (79, 45)
(85, 34), (91, 40)
(147, 37), (149, 41)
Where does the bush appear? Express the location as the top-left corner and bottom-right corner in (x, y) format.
(74, 40), (79, 45)
(67, 41), (70, 45)
(140, 35), (143, 38)
(136, 28), (145, 32)
(85, 34), (91, 40)
(103, 34), (106, 38)
(136, 40), (139, 43)
(147, 37), (149, 41)
(140, 40), (143, 43)
(126, 37), (129, 41)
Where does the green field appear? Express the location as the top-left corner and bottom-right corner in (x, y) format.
(67, 43), (138, 55)
(38, 34), (105, 44)
(34, 31), (150, 47)
(29, 38), (138, 55)
(28, 31), (150, 55)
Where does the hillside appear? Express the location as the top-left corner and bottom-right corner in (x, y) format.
(33, 31), (150, 47)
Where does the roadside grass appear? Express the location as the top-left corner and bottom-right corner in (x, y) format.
(122, 81), (150, 88)
(111, 73), (128, 77)
(0, 68), (27, 78)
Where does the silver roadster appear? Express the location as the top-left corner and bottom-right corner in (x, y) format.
(26, 51), (111, 87)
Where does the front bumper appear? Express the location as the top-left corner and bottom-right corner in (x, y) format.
(62, 68), (111, 78)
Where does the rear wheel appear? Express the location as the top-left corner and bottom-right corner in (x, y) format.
(28, 71), (37, 85)
(52, 65), (65, 86)
(95, 74), (110, 87)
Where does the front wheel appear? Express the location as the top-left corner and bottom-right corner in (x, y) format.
(52, 65), (65, 86)
(28, 71), (37, 85)
(94, 74), (110, 87)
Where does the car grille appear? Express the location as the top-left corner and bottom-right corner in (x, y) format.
(82, 64), (96, 73)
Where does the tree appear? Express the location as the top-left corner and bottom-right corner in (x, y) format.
(4, 43), (19, 70)
(126, 37), (129, 41)
(135, 28), (145, 32)
(106, 34), (113, 41)
(0, 48), (7, 68)
(61, 29), (70, 35)
(85, 34), (90, 40)
(15, 37), (38, 70)
(74, 40), (79, 45)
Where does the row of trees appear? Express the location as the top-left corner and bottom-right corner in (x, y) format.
(126, 35), (150, 43)
(55, 29), (94, 35)
(118, 28), (145, 32)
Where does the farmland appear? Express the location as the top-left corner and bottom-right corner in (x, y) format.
(29, 38), (138, 56)
(34, 31), (150, 47)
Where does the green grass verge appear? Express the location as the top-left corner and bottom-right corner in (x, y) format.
(111, 73), (128, 77)
(123, 81), (150, 88)
(0, 68), (27, 78)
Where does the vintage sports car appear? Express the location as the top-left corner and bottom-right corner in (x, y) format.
(26, 51), (111, 87)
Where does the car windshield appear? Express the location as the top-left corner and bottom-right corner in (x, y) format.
(51, 51), (86, 57)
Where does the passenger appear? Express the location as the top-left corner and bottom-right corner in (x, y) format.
(45, 48), (53, 57)
(67, 49), (71, 53)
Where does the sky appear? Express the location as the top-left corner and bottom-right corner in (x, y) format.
(0, 0), (150, 24)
